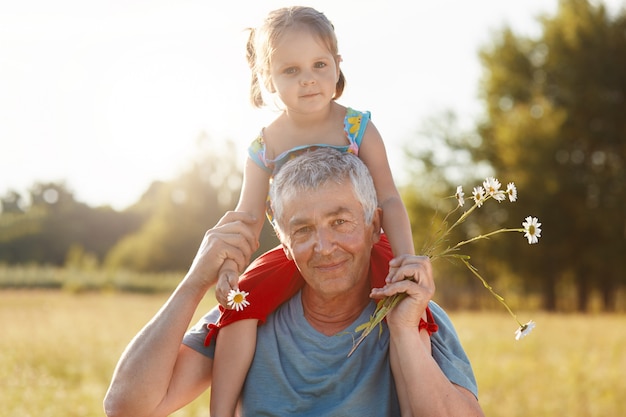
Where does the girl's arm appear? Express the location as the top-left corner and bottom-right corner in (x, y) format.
(235, 155), (271, 234)
(212, 159), (270, 415)
(215, 157), (270, 305)
(358, 121), (415, 257)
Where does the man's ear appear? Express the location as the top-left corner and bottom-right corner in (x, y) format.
(371, 207), (383, 244)
(282, 244), (293, 260)
(274, 227), (294, 260)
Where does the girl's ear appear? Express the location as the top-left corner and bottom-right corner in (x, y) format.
(336, 55), (343, 80)
(258, 71), (275, 94)
(264, 76), (277, 93)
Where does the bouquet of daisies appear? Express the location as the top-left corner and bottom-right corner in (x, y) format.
(349, 177), (540, 356)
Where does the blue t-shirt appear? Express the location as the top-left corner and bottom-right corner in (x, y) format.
(183, 295), (477, 416)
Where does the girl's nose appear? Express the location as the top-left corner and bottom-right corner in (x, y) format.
(299, 70), (316, 86)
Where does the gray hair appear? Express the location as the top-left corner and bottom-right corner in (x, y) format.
(269, 148), (378, 235)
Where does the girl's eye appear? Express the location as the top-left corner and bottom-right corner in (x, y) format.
(314, 62), (327, 69)
(284, 67), (298, 75)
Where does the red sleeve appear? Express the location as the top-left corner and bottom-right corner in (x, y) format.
(205, 245), (303, 345)
(205, 235), (436, 345)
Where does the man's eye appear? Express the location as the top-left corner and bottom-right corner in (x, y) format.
(294, 226), (311, 235)
(333, 219), (346, 226)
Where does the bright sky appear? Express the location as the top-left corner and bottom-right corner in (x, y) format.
(2, 0), (624, 210)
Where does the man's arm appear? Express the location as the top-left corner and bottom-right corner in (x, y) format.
(388, 318), (484, 417)
(103, 212), (258, 417)
(371, 255), (485, 417)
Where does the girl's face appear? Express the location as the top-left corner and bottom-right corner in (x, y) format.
(268, 28), (340, 114)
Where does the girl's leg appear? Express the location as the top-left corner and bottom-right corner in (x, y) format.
(210, 319), (258, 417)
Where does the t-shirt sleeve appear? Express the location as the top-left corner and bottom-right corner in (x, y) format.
(428, 301), (479, 398)
(344, 108), (371, 149)
(182, 307), (220, 359)
(183, 301), (479, 399)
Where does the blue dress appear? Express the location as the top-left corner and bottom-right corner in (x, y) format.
(247, 107), (370, 223)
(248, 107), (369, 173)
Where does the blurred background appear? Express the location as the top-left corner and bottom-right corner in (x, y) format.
(2, 0), (624, 310)
(1, 1), (625, 416)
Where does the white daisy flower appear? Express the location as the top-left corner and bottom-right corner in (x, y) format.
(227, 289), (250, 311)
(483, 177), (502, 196)
(515, 320), (536, 340)
(472, 186), (486, 207)
(506, 182), (518, 202)
(455, 185), (465, 207)
(522, 216), (542, 244)
(494, 191), (507, 202)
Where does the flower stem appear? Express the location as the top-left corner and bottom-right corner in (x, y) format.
(347, 293), (407, 357)
(434, 228), (523, 259)
(349, 186), (535, 354)
(459, 257), (523, 327)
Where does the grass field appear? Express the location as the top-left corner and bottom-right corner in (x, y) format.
(1, 290), (625, 417)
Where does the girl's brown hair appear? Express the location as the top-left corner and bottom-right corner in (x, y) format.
(246, 6), (346, 108)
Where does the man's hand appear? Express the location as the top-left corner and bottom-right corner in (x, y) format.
(103, 211), (259, 417)
(370, 255), (435, 330)
(378, 255), (485, 417)
(187, 211), (259, 291)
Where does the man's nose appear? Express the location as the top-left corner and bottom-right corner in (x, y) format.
(313, 228), (335, 254)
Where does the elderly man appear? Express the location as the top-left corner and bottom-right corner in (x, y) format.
(104, 149), (484, 417)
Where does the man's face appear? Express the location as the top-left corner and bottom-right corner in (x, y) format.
(279, 180), (381, 299)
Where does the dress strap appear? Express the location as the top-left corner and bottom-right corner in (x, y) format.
(247, 133), (273, 174)
(344, 108), (371, 153)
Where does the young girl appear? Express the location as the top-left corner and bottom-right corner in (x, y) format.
(209, 6), (429, 416)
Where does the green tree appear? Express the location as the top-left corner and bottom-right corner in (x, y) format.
(401, 112), (526, 310)
(105, 134), (279, 272)
(0, 182), (141, 265)
(0, 190), (26, 214)
(476, 0), (626, 311)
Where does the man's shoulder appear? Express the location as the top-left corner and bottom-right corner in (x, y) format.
(428, 301), (462, 341)
(428, 301), (479, 398)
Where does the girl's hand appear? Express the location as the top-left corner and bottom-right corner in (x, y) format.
(215, 259), (241, 308)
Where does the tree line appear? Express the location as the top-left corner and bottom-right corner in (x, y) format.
(405, 0), (626, 312)
(0, 136), (279, 273)
(1, 0), (624, 312)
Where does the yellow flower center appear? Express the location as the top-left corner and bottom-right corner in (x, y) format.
(233, 293), (245, 304)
